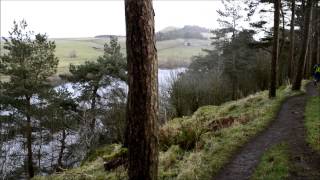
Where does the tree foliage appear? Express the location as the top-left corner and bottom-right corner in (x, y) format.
(0, 20), (59, 178)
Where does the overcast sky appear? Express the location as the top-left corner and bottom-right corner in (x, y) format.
(1, 0), (226, 38)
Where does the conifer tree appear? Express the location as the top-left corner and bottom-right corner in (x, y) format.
(269, 0), (280, 98)
(124, 0), (159, 179)
(0, 20), (59, 178)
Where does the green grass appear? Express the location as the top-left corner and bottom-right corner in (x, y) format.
(53, 38), (210, 74)
(305, 95), (320, 152)
(251, 143), (290, 180)
(54, 38), (105, 74)
(0, 42), (9, 82)
(160, 85), (302, 180)
(34, 84), (306, 180)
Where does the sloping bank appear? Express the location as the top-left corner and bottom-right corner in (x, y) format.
(33, 83), (307, 180)
(305, 90), (320, 152)
(250, 84), (319, 180)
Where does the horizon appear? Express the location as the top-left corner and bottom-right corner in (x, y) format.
(1, 0), (224, 38)
(0, 24), (210, 39)
(0, 25), (210, 40)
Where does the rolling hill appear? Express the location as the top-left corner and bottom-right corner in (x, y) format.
(53, 36), (211, 74)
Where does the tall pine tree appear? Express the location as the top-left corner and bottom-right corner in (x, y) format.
(269, 0), (280, 98)
(0, 20), (59, 178)
(292, 0), (314, 90)
(124, 0), (159, 179)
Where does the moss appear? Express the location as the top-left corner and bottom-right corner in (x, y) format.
(33, 144), (127, 180)
(159, 145), (184, 179)
(251, 143), (290, 180)
(82, 144), (121, 165)
(159, 116), (206, 151)
(33, 157), (127, 180)
(103, 147), (127, 162)
(48, 160), (125, 180)
(176, 152), (202, 180)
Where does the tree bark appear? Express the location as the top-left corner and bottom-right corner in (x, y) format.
(318, 2), (320, 65)
(318, 18), (320, 64)
(278, 2), (286, 86)
(314, 2), (320, 65)
(57, 129), (66, 171)
(269, 0), (280, 98)
(232, 53), (237, 100)
(306, 36), (313, 77)
(26, 96), (34, 178)
(37, 128), (42, 171)
(292, 0), (313, 90)
(89, 86), (98, 131)
(288, 0), (295, 81)
(124, 0), (159, 180)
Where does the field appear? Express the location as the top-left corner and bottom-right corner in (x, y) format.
(53, 37), (211, 74)
(1, 37), (210, 82)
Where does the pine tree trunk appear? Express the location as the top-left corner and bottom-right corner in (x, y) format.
(292, 0), (313, 90)
(303, 42), (310, 78)
(57, 129), (66, 171)
(89, 86), (98, 131)
(26, 96), (34, 178)
(232, 53), (237, 100)
(278, 3), (286, 86)
(315, 32), (319, 65)
(288, 0), (295, 81)
(124, 0), (159, 179)
(310, 2), (319, 67)
(318, 23), (320, 64)
(38, 129), (42, 171)
(315, 2), (320, 64)
(269, 0), (280, 98)
(306, 38), (313, 77)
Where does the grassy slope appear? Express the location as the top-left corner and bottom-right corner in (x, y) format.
(305, 93), (320, 152)
(33, 84), (305, 180)
(54, 38), (104, 73)
(0, 42), (4, 55)
(0, 42), (10, 81)
(251, 143), (290, 180)
(159, 85), (302, 180)
(54, 38), (210, 74)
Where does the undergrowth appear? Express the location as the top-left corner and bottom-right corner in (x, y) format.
(33, 83), (306, 180)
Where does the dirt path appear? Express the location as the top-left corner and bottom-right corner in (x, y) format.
(214, 83), (320, 180)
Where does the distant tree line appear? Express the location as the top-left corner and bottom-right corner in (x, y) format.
(94, 35), (125, 39)
(156, 25), (209, 41)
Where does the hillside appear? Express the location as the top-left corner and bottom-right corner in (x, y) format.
(156, 25), (210, 41)
(0, 40), (4, 55)
(1, 26), (212, 74)
(53, 37), (210, 74)
(33, 84), (306, 180)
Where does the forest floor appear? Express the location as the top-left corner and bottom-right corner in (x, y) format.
(214, 83), (320, 180)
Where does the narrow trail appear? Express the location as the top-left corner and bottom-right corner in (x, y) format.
(214, 83), (320, 180)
